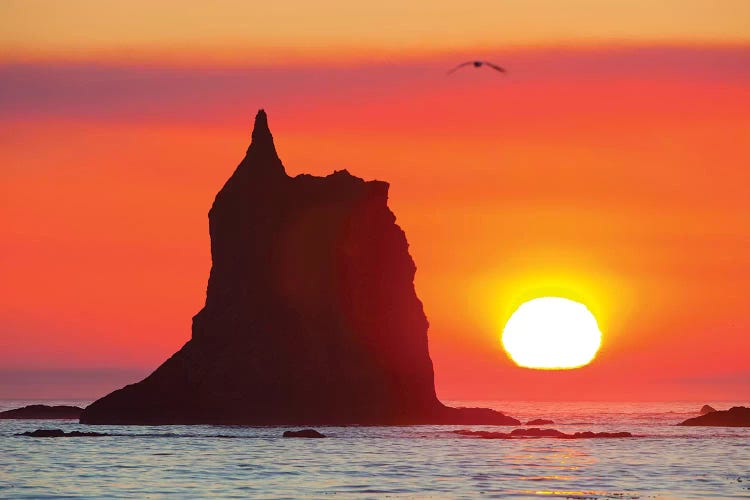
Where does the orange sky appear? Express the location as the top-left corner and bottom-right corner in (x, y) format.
(1, 2), (749, 400)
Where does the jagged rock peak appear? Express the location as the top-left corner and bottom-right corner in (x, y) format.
(78, 109), (521, 426)
(251, 109), (272, 145)
(244, 108), (286, 177)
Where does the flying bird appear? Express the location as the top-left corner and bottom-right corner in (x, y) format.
(447, 61), (506, 75)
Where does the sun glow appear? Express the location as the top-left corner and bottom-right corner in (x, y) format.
(502, 297), (602, 369)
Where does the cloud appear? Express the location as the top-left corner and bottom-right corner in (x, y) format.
(1, 46), (748, 126)
(0, 368), (150, 399)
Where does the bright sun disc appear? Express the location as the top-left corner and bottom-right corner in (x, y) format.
(502, 297), (602, 369)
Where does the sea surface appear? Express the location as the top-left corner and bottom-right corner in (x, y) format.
(1, 399), (748, 499)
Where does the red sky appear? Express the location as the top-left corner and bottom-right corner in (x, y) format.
(1, 1), (749, 400)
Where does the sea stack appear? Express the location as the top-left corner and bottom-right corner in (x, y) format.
(678, 406), (750, 427)
(80, 110), (518, 426)
(0, 405), (83, 419)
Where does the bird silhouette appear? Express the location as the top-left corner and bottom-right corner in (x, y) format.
(447, 61), (506, 75)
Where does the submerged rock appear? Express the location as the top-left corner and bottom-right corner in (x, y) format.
(20, 428), (109, 437)
(454, 428), (633, 439)
(79, 110), (519, 426)
(0, 405), (82, 419)
(679, 406), (750, 427)
(511, 428), (567, 438)
(699, 405), (716, 415)
(569, 431), (632, 438)
(454, 429), (512, 439)
(526, 418), (554, 425)
(283, 429), (326, 438)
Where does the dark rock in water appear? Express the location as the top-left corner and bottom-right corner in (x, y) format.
(21, 429), (66, 437)
(20, 428), (109, 437)
(569, 431), (632, 438)
(79, 110), (519, 427)
(19, 429), (65, 437)
(511, 427), (566, 438)
(283, 429), (326, 438)
(437, 406), (520, 425)
(699, 404), (716, 415)
(526, 418), (554, 425)
(0, 405), (82, 419)
(454, 429), (512, 439)
(679, 406), (750, 427)
(454, 428), (633, 439)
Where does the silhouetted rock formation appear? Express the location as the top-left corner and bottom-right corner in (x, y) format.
(454, 428), (632, 439)
(283, 429), (326, 438)
(80, 110), (519, 426)
(20, 429), (108, 437)
(679, 406), (750, 427)
(699, 404), (716, 415)
(1, 405), (82, 419)
(526, 418), (554, 425)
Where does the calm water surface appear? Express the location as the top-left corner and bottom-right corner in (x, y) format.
(1, 400), (748, 499)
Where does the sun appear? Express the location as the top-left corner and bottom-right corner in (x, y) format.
(501, 297), (602, 369)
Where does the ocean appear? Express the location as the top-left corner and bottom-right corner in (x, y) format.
(1, 399), (748, 499)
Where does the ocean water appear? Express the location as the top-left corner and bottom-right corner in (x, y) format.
(1, 400), (748, 499)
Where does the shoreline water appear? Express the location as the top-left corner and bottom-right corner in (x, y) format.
(2, 400), (748, 498)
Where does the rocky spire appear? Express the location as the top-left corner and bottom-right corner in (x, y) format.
(244, 109), (286, 177)
(79, 109), (519, 426)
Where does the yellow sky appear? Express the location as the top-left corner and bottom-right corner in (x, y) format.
(2, 0), (749, 63)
